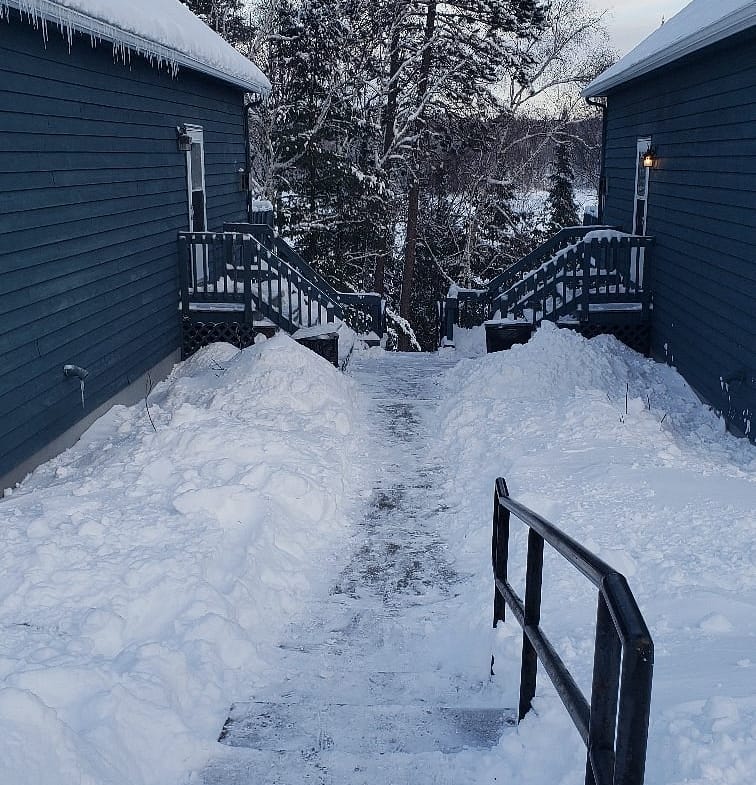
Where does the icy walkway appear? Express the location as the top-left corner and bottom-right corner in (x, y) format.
(201, 351), (512, 784)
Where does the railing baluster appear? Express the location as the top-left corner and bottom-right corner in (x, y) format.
(288, 270), (293, 325)
(266, 251), (273, 313)
(297, 275), (303, 326)
(203, 239), (210, 297)
(223, 234), (232, 298)
(243, 237), (253, 323)
(581, 244), (591, 321)
(492, 480), (510, 628)
(277, 261), (283, 322)
(257, 244), (263, 315)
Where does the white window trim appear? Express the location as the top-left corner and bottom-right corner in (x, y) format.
(184, 124), (208, 232)
(633, 136), (652, 235)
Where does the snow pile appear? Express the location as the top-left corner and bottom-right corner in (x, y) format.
(0, 335), (365, 785)
(437, 323), (756, 784)
(451, 325), (487, 358)
(2, 0), (270, 93)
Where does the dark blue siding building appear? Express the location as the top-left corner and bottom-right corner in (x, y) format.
(585, 0), (756, 441)
(0, 2), (270, 488)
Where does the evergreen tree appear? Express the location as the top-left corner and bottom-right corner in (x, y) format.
(546, 141), (580, 232)
(252, 1), (386, 292)
(181, 0), (253, 46)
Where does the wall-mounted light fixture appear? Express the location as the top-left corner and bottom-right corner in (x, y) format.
(176, 125), (192, 153)
(642, 145), (657, 168)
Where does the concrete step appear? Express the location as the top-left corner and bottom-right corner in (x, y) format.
(219, 701), (515, 754)
(232, 670), (506, 709)
(202, 748), (484, 785)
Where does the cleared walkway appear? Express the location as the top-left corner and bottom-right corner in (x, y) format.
(202, 352), (512, 784)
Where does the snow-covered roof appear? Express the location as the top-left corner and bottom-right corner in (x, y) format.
(3, 0), (271, 95)
(584, 0), (756, 97)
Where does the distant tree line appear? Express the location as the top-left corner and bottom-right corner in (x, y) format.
(183, 0), (613, 349)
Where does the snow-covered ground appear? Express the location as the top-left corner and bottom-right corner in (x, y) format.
(1, 325), (754, 785)
(0, 335), (366, 785)
(438, 323), (756, 785)
(514, 187), (599, 224)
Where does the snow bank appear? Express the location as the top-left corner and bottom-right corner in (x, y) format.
(437, 323), (756, 784)
(0, 335), (365, 785)
(2, 0), (270, 93)
(452, 325), (487, 358)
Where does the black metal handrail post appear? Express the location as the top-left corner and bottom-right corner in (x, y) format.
(519, 528), (544, 720)
(491, 478), (509, 628)
(491, 478), (653, 785)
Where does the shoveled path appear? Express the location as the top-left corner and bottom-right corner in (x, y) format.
(201, 351), (512, 784)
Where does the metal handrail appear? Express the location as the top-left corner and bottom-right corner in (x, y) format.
(179, 231), (339, 331)
(492, 478), (653, 785)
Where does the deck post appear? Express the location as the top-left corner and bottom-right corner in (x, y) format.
(372, 296), (384, 337)
(444, 298), (458, 344)
(178, 234), (191, 318)
(581, 243), (591, 322)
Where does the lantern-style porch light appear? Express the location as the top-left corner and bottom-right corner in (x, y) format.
(176, 125), (192, 153)
(642, 145), (657, 168)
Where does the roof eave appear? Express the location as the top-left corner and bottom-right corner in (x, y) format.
(3, 0), (271, 96)
(583, 5), (756, 98)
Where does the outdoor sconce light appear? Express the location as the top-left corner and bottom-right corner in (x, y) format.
(176, 126), (192, 153)
(642, 145), (657, 168)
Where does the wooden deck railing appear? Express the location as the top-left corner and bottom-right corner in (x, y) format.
(178, 230), (384, 338)
(494, 234), (654, 324)
(440, 230), (654, 344)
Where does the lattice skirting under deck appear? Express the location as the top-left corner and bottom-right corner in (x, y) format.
(562, 322), (651, 355)
(181, 319), (275, 359)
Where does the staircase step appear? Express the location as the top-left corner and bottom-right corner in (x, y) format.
(219, 702), (515, 754)
(236, 670), (505, 709)
(202, 748), (481, 785)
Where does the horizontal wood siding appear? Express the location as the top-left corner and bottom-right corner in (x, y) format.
(602, 28), (756, 439)
(0, 12), (249, 479)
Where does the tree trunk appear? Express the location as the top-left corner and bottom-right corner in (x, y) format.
(398, 0), (436, 350)
(373, 25), (402, 296)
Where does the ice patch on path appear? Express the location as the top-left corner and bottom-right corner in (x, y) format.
(0, 335), (366, 785)
(435, 322), (756, 785)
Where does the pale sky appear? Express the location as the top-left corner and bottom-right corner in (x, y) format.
(588, 0), (691, 56)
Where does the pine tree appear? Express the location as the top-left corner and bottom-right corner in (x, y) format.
(181, 0), (253, 46)
(546, 141), (580, 232)
(260, 0), (388, 292)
